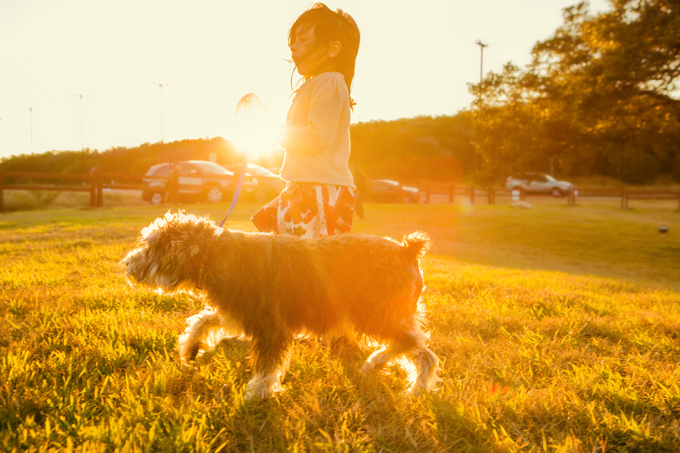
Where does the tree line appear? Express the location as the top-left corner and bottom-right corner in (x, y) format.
(0, 115), (475, 185)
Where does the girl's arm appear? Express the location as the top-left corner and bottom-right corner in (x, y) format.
(279, 75), (346, 155)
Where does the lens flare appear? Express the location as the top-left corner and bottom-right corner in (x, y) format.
(234, 94), (278, 158)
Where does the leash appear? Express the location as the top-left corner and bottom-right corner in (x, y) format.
(217, 159), (249, 228)
(216, 93), (261, 228)
(196, 93), (260, 289)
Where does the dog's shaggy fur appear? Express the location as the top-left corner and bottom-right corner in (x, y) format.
(122, 211), (439, 399)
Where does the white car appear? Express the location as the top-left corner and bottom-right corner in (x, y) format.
(506, 173), (573, 197)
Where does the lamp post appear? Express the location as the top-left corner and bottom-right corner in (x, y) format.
(153, 83), (166, 143)
(474, 41), (488, 181)
(29, 107), (33, 154)
(75, 94), (85, 151)
(475, 40), (488, 101)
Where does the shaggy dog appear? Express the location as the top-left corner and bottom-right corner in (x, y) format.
(122, 211), (439, 400)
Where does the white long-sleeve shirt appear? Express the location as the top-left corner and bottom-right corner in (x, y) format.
(279, 72), (355, 189)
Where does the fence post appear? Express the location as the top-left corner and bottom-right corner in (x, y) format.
(568, 186), (575, 206)
(470, 185), (475, 204)
(488, 187), (494, 205)
(0, 163), (4, 214)
(621, 187), (627, 209)
(95, 165), (103, 208)
(520, 187), (526, 201)
(678, 189), (680, 212)
(449, 183), (454, 203)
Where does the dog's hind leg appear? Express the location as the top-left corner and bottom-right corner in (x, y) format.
(245, 329), (293, 400)
(360, 335), (416, 375)
(403, 327), (439, 395)
(178, 308), (240, 365)
(361, 324), (439, 395)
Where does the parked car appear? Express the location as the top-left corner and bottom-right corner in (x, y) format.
(225, 163), (286, 202)
(506, 173), (573, 197)
(142, 160), (255, 206)
(369, 179), (420, 204)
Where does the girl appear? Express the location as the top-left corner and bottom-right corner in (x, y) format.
(250, 3), (361, 238)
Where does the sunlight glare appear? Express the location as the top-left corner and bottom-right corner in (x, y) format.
(234, 95), (278, 159)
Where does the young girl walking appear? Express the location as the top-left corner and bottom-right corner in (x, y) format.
(250, 3), (361, 238)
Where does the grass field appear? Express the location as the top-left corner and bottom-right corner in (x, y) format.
(1, 201), (679, 452)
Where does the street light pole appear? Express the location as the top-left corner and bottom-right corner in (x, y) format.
(29, 107), (33, 154)
(474, 40), (488, 182)
(153, 83), (166, 143)
(76, 94), (84, 151)
(475, 40), (488, 100)
(74, 94), (88, 173)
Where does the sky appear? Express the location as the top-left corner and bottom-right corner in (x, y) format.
(0, 0), (611, 159)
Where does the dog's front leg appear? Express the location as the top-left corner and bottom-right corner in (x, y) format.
(178, 308), (238, 365)
(244, 329), (293, 400)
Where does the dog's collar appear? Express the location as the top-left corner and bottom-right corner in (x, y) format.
(196, 235), (218, 290)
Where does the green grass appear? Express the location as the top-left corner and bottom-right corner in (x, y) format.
(1, 201), (679, 451)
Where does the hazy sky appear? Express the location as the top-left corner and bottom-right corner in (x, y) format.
(0, 0), (611, 159)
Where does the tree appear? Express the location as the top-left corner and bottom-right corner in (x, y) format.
(472, 0), (680, 183)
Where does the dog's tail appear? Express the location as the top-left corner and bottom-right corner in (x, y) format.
(401, 232), (433, 260)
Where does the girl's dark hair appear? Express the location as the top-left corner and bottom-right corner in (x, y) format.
(288, 3), (360, 107)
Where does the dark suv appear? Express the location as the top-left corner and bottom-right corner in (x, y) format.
(369, 179), (420, 204)
(142, 160), (254, 206)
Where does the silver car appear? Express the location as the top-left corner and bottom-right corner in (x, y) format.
(506, 173), (573, 197)
(142, 160), (255, 206)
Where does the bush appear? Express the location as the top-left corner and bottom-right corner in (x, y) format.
(672, 158), (680, 183)
(616, 152), (661, 185)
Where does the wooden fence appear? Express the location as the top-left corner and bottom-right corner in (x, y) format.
(1, 163), (679, 213)
(0, 164), (96, 213)
(418, 181), (680, 210)
(0, 164), (240, 213)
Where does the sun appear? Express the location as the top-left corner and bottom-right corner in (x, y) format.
(233, 95), (280, 159)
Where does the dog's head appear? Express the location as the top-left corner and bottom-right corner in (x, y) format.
(121, 210), (218, 292)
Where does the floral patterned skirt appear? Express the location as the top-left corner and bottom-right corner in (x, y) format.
(251, 182), (355, 238)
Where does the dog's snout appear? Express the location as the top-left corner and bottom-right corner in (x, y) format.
(121, 247), (144, 277)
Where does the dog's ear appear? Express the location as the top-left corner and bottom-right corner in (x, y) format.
(143, 229), (162, 247)
(141, 219), (171, 248)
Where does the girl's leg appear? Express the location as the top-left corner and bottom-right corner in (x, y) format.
(251, 196), (281, 233)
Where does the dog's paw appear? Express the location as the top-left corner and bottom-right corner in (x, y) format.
(178, 343), (200, 365)
(244, 383), (271, 401)
(244, 373), (285, 401)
